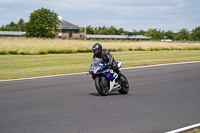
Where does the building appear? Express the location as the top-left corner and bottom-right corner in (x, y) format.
(57, 19), (82, 39)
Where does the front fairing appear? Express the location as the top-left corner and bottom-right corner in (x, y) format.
(90, 58), (104, 75)
(90, 58), (116, 82)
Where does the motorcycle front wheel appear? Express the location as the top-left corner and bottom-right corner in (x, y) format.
(95, 75), (109, 96)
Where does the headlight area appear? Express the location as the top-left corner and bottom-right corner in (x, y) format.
(92, 67), (98, 74)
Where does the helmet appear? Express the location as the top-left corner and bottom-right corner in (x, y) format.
(92, 43), (102, 55)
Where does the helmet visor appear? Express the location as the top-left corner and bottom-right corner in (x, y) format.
(93, 48), (99, 54)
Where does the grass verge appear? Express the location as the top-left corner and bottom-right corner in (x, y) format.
(1, 38), (200, 55)
(0, 50), (200, 80)
(183, 128), (200, 133)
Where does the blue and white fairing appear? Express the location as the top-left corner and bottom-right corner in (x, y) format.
(90, 58), (116, 80)
(90, 58), (122, 92)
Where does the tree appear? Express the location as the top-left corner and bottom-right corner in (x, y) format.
(132, 29), (138, 35)
(0, 19), (25, 31)
(107, 26), (117, 35)
(145, 28), (165, 40)
(159, 30), (165, 39)
(98, 26), (108, 35)
(17, 19), (25, 31)
(139, 29), (145, 35)
(86, 25), (94, 34)
(118, 28), (125, 35)
(145, 29), (158, 39)
(25, 7), (60, 38)
(80, 25), (125, 35)
(175, 28), (190, 40)
(0, 21), (20, 31)
(94, 27), (98, 34)
(164, 30), (175, 40)
(190, 26), (200, 40)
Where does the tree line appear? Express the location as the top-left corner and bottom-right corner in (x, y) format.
(81, 25), (200, 41)
(0, 19), (25, 31)
(0, 7), (199, 40)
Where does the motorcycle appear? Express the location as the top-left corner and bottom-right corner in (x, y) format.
(89, 58), (129, 96)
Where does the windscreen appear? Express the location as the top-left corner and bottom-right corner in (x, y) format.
(92, 58), (103, 67)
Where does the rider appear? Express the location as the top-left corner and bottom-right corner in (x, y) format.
(91, 43), (122, 81)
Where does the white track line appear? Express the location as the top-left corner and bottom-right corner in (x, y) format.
(121, 61), (200, 70)
(165, 123), (200, 133)
(1, 61), (200, 82)
(0, 72), (88, 82)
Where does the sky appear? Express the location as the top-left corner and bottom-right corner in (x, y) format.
(0, 0), (199, 32)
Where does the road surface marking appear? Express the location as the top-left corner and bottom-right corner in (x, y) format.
(165, 123), (200, 133)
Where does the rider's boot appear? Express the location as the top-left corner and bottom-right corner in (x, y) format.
(116, 71), (122, 83)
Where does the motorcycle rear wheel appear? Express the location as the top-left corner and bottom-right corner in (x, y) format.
(95, 75), (109, 96)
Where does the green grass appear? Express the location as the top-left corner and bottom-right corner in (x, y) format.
(183, 128), (200, 133)
(1, 50), (200, 80)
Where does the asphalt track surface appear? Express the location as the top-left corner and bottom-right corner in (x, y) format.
(0, 62), (200, 133)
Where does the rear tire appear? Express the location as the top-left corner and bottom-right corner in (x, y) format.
(95, 75), (108, 96)
(118, 74), (129, 94)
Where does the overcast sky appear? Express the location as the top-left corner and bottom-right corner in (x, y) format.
(0, 0), (199, 32)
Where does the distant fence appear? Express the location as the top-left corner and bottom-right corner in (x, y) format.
(85, 35), (150, 40)
(0, 31), (26, 37)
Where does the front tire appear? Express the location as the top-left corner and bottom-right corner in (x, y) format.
(95, 75), (109, 96)
(118, 74), (129, 94)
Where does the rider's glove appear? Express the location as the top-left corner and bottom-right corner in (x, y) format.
(105, 62), (112, 66)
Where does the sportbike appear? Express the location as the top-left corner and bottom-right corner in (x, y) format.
(89, 58), (129, 96)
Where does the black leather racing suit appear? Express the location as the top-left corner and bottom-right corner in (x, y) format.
(93, 49), (121, 75)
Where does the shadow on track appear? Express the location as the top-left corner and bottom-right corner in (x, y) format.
(90, 92), (122, 96)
